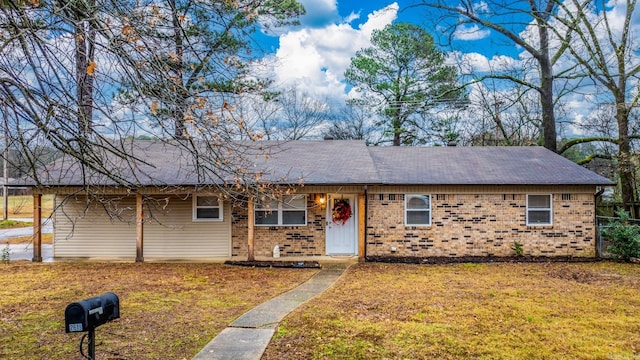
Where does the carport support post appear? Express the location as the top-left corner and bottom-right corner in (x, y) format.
(32, 193), (42, 262)
(247, 198), (255, 261)
(135, 193), (144, 262)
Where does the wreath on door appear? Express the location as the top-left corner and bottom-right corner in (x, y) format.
(332, 199), (352, 225)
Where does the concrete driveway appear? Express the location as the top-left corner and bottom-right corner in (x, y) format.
(2, 244), (53, 262)
(0, 218), (53, 241)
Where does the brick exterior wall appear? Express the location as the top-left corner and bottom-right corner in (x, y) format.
(366, 191), (596, 258)
(231, 196), (326, 258)
(230, 186), (598, 259)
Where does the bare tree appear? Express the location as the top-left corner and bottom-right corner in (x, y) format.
(240, 86), (331, 140)
(553, 0), (640, 209)
(324, 101), (380, 144)
(467, 78), (543, 147)
(235, 92), (281, 140)
(418, 0), (582, 152)
(274, 86), (331, 140)
(0, 0), (305, 200)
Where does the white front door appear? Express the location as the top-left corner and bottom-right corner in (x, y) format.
(326, 194), (358, 255)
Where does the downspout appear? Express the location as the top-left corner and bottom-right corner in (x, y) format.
(594, 187), (605, 258)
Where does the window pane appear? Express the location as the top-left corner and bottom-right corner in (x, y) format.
(197, 196), (219, 207)
(283, 195), (306, 209)
(283, 210), (306, 225)
(407, 195), (429, 210)
(197, 208), (220, 219)
(528, 210), (551, 224)
(528, 195), (550, 208)
(407, 210), (430, 225)
(255, 211), (278, 225)
(257, 199), (278, 210)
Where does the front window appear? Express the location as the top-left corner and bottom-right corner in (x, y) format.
(527, 194), (552, 225)
(193, 195), (223, 221)
(405, 194), (431, 226)
(255, 195), (307, 226)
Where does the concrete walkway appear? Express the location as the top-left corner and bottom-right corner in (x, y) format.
(193, 263), (349, 360)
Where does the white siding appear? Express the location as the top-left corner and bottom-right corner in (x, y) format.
(53, 196), (137, 259)
(53, 195), (231, 260)
(144, 196), (231, 259)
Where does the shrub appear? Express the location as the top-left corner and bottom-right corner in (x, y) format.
(511, 241), (524, 257)
(602, 209), (640, 262)
(1, 244), (9, 264)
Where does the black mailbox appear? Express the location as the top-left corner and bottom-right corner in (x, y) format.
(65, 292), (120, 333)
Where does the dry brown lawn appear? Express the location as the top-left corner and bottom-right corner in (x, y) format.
(3, 261), (639, 360)
(0, 262), (318, 359)
(264, 262), (640, 360)
(0, 194), (55, 245)
(0, 194), (54, 218)
(4, 234), (53, 245)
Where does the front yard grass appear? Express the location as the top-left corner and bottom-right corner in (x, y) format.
(264, 262), (640, 360)
(0, 220), (33, 229)
(0, 262), (318, 359)
(0, 194), (54, 218)
(5, 234), (53, 245)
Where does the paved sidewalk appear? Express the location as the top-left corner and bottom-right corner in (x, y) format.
(0, 218), (53, 242)
(192, 263), (349, 360)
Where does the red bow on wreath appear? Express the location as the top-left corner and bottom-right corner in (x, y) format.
(332, 199), (352, 225)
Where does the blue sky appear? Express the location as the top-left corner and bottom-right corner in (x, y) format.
(252, 0), (526, 104)
(248, 0), (640, 139)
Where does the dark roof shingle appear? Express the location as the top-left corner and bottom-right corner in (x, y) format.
(23, 140), (613, 187)
(368, 146), (613, 185)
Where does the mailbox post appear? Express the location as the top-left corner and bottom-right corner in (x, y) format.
(65, 292), (120, 360)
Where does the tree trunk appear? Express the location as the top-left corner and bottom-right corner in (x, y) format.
(393, 129), (401, 146)
(171, 0), (186, 139)
(392, 105), (401, 146)
(616, 93), (635, 212)
(537, 13), (557, 152)
(74, 2), (95, 135)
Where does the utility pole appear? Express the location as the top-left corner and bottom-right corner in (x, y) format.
(2, 103), (7, 221)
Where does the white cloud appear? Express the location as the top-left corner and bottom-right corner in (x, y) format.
(297, 0), (340, 27)
(343, 11), (360, 23)
(453, 24), (491, 41)
(474, 1), (489, 13)
(359, 3), (399, 37)
(450, 51), (518, 74)
(604, 0), (633, 35)
(260, 2), (398, 102)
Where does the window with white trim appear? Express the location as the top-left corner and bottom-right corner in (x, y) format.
(405, 194), (431, 226)
(193, 195), (223, 221)
(526, 194), (552, 225)
(255, 195), (307, 226)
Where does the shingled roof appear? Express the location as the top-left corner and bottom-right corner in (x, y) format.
(368, 146), (613, 185)
(24, 140), (613, 187)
